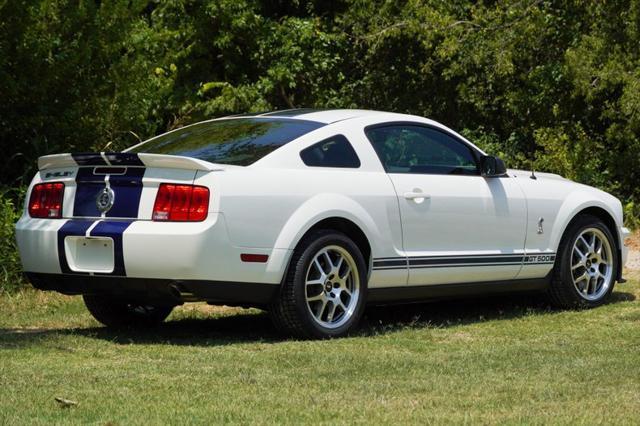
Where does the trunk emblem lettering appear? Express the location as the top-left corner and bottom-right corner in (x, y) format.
(44, 170), (73, 178)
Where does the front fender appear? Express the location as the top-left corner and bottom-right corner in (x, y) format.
(549, 191), (622, 252)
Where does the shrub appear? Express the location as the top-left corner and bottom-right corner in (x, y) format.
(0, 187), (26, 293)
(624, 201), (640, 230)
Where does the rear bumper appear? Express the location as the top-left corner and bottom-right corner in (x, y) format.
(26, 272), (278, 307)
(15, 213), (292, 285)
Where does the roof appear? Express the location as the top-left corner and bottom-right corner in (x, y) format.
(225, 108), (386, 124)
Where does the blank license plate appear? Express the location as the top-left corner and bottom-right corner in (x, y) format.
(64, 237), (114, 273)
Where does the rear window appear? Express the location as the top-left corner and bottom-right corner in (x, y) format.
(127, 118), (324, 166)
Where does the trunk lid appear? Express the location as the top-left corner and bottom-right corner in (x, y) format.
(37, 153), (221, 220)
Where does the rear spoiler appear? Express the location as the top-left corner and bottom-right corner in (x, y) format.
(38, 153), (224, 172)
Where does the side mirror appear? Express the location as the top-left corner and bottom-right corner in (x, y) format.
(480, 155), (507, 177)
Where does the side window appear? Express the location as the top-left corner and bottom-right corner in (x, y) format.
(365, 125), (479, 175)
(300, 135), (361, 168)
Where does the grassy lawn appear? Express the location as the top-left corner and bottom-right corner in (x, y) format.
(1, 272), (639, 425)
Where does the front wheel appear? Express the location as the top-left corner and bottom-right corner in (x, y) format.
(83, 295), (174, 328)
(270, 230), (368, 339)
(549, 215), (618, 308)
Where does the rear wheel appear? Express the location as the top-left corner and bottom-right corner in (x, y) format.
(549, 215), (618, 308)
(270, 230), (367, 339)
(83, 295), (174, 328)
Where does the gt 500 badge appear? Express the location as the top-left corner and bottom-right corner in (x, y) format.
(524, 255), (556, 263)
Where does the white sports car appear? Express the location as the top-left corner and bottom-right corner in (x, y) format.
(16, 109), (631, 338)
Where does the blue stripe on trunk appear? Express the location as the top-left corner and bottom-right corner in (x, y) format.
(105, 168), (145, 218)
(73, 167), (145, 218)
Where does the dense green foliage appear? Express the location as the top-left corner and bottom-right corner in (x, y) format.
(1, 0), (639, 196)
(0, 188), (23, 293)
(1, 1), (639, 290)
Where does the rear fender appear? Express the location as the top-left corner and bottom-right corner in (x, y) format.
(268, 194), (380, 279)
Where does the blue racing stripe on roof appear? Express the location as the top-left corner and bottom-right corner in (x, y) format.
(260, 108), (324, 117)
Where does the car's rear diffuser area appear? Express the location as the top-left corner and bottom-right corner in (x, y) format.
(25, 273), (277, 308)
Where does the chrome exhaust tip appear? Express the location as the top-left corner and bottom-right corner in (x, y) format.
(169, 282), (200, 302)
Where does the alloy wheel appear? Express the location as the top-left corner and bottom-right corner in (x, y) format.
(304, 245), (360, 329)
(570, 228), (614, 301)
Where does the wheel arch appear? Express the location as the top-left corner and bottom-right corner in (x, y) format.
(272, 194), (380, 284)
(296, 217), (372, 270)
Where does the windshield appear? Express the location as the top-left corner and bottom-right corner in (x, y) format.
(127, 117), (325, 166)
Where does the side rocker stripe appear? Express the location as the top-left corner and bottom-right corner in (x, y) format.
(372, 253), (556, 271)
(410, 256), (524, 266)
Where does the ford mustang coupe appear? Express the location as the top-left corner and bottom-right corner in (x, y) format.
(16, 109), (631, 338)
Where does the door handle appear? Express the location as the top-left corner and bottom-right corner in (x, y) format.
(404, 191), (430, 203)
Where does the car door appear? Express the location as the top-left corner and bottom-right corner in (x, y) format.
(364, 123), (528, 286)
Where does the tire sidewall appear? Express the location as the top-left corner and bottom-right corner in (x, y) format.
(291, 232), (368, 338)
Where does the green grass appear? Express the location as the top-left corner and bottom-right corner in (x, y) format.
(1, 273), (639, 425)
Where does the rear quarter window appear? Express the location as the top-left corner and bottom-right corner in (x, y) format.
(300, 135), (361, 168)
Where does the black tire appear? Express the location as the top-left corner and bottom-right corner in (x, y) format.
(269, 229), (368, 339)
(83, 295), (174, 328)
(548, 214), (618, 309)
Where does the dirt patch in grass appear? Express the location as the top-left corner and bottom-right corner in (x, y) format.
(624, 230), (640, 271)
(625, 229), (640, 250)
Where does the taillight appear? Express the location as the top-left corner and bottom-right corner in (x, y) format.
(152, 184), (209, 222)
(28, 182), (65, 218)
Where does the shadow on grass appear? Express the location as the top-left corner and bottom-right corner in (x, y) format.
(0, 290), (635, 348)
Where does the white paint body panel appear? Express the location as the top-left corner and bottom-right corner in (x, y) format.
(388, 173), (528, 285)
(15, 109), (628, 301)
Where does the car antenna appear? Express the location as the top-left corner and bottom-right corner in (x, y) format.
(530, 160), (537, 180)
